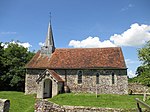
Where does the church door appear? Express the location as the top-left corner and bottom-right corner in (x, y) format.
(43, 79), (52, 98)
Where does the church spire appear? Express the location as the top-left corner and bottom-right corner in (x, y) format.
(45, 22), (55, 48)
(41, 20), (55, 57)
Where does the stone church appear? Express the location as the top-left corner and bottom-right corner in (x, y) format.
(25, 22), (128, 98)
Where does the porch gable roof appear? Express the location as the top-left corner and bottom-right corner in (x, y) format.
(36, 69), (64, 83)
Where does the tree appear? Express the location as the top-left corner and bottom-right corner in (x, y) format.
(0, 43), (4, 73)
(0, 42), (34, 91)
(135, 66), (145, 76)
(0, 43), (4, 87)
(132, 41), (150, 86)
(129, 41), (150, 86)
(138, 70), (150, 86)
(138, 40), (150, 67)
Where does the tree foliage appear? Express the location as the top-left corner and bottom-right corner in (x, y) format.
(135, 66), (145, 76)
(0, 43), (5, 87)
(129, 41), (150, 86)
(0, 42), (34, 91)
(0, 43), (4, 72)
(138, 40), (150, 66)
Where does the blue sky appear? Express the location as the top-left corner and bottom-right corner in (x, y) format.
(0, 0), (150, 78)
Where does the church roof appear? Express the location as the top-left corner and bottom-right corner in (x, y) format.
(26, 47), (126, 69)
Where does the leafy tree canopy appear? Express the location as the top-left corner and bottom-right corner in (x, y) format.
(129, 41), (150, 86)
(0, 42), (4, 77)
(138, 40), (150, 67)
(0, 42), (34, 91)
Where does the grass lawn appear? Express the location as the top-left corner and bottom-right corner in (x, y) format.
(49, 93), (150, 109)
(0, 92), (150, 111)
(0, 91), (35, 112)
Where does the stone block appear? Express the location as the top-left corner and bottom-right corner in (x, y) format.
(0, 99), (10, 112)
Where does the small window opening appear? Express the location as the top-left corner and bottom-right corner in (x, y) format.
(96, 73), (99, 84)
(78, 71), (82, 84)
(112, 73), (115, 84)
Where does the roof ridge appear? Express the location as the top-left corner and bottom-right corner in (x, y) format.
(55, 47), (121, 50)
(26, 47), (126, 69)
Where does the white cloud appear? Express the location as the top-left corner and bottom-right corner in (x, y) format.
(110, 23), (150, 46)
(128, 4), (133, 8)
(69, 36), (116, 48)
(125, 59), (139, 66)
(39, 42), (44, 47)
(1, 43), (7, 48)
(2, 41), (32, 50)
(18, 42), (32, 49)
(125, 59), (140, 78)
(128, 70), (136, 78)
(121, 4), (134, 11)
(69, 23), (150, 48)
(0, 32), (17, 35)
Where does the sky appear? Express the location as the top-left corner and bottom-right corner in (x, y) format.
(0, 0), (150, 78)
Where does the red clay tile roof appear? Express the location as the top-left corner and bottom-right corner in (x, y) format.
(36, 69), (64, 82)
(26, 47), (126, 69)
(48, 69), (64, 82)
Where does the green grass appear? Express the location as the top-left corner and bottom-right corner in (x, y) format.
(49, 93), (150, 109)
(0, 91), (35, 112)
(1, 92), (150, 111)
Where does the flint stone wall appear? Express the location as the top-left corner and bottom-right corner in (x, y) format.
(56, 69), (128, 94)
(35, 99), (138, 112)
(0, 99), (10, 112)
(25, 69), (128, 95)
(128, 83), (150, 94)
(25, 69), (45, 94)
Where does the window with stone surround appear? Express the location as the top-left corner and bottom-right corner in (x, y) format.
(112, 72), (115, 84)
(96, 73), (99, 84)
(77, 70), (82, 84)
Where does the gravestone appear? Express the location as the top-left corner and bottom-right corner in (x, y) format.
(0, 99), (10, 112)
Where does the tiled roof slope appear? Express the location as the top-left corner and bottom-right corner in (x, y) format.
(26, 47), (126, 69)
(48, 69), (64, 82)
(36, 69), (64, 82)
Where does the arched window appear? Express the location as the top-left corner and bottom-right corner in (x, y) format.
(112, 72), (115, 84)
(78, 70), (82, 84)
(96, 73), (99, 84)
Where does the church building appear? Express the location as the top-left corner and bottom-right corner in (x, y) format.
(25, 22), (128, 98)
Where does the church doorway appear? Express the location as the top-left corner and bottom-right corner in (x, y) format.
(43, 79), (52, 98)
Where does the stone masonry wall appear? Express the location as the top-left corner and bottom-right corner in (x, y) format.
(55, 69), (128, 94)
(35, 99), (137, 112)
(25, 69), (45, 94)
(0, 99), (10, 112)
(128, 83), (150, 94)
(25, 69), (128, 95)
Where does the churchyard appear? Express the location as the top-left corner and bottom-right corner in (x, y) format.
(0, 91), (150, 112)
